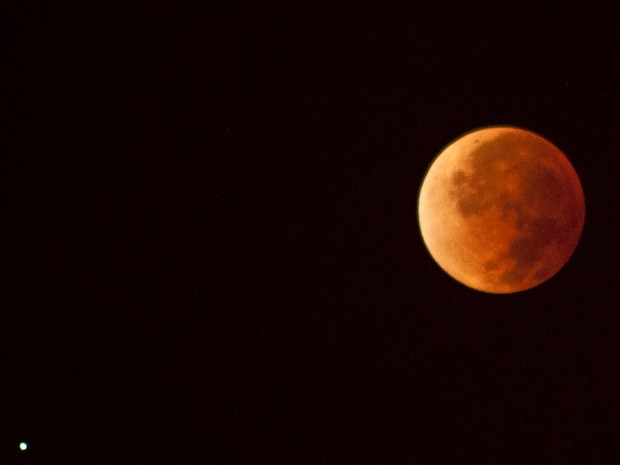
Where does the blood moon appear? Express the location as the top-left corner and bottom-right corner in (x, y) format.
(418, 126), (585, 294)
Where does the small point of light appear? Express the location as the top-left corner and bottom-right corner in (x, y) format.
(19, 442), (28, 451)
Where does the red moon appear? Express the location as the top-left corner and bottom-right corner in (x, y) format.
(418, 127), (585, 294)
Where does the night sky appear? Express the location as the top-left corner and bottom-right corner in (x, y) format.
(8, 2), (619, 464)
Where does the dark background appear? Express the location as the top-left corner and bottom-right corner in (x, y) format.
(7, 2), (619, 464)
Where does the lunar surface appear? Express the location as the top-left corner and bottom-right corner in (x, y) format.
(418, 127), (585, 293)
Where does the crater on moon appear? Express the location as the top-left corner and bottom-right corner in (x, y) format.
(418, 127), (585, 293)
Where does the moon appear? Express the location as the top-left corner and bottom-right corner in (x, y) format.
(418, 126), (585, 294)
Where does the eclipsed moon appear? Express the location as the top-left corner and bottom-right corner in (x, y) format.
(418, 126), (585, 294)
